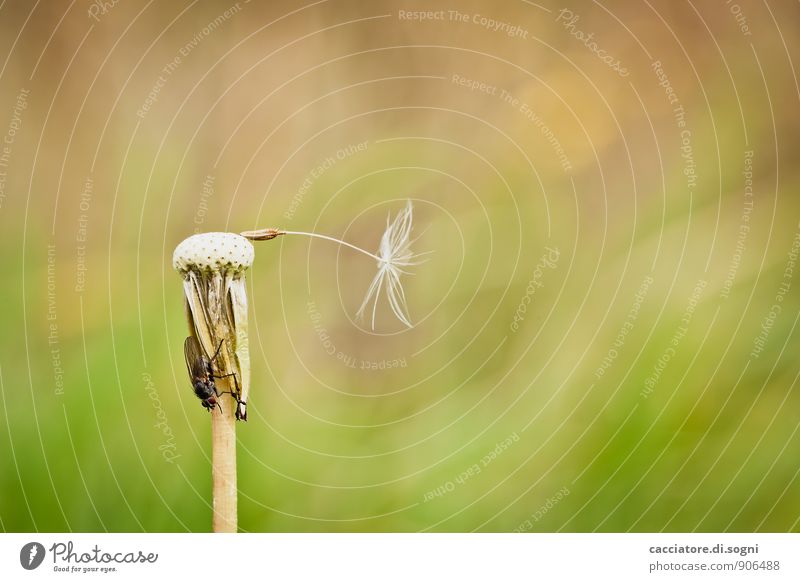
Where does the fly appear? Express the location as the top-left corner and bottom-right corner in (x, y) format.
(183, 336), (247, 421)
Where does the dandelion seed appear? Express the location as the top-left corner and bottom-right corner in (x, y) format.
(355, 200), (424, 330)
(241, 199), (426, 330)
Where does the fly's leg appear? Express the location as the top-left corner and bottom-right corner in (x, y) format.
(207, 340), (239, 397)
(212, 371), (240, 399)
(212, 373), (247, 420)
(208, 339), (225, 364)
(208, 340), (247, 421)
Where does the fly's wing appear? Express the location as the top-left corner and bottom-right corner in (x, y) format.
(183, 336), (208, 381)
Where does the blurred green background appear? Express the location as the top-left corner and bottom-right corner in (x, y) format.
(1, 0), (799, 532)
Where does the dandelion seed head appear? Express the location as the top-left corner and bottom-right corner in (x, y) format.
(173, 232), (254, 274)
(173, 232), (252, 422)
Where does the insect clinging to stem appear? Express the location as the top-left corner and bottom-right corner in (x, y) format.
(183, 336), (247, 421)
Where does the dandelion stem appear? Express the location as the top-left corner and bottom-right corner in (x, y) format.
(211, 386), (237, 533)
(280, 230), (382, 262)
